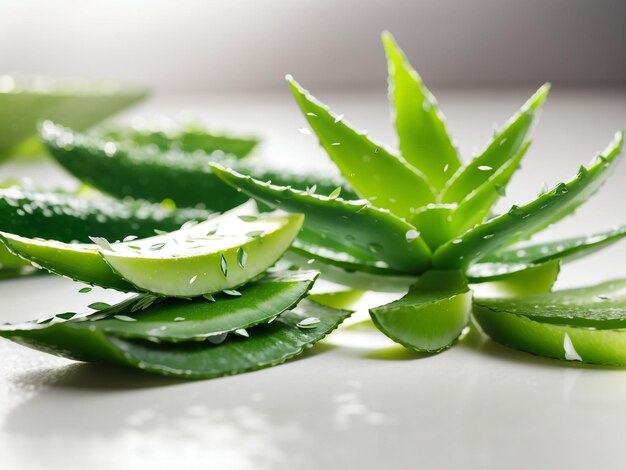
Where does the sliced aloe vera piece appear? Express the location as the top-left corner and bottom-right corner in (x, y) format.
(0, 232), (134, 290)
(0, 299), (351, 379)
(450, 142), (530, 234)
(100, 212), (303, 296)
(103, 123), (259, 158)
(441, 84), (549, 203)
(370, 270), (472, 352)
(480, 224), (626, 267)
(433, 132), (624, 269)
(382, 32), (460, 191)
(469, 260), (560, 297)
(0, 76), (147, 160)
(212, 164), (432, 274)
(78, 270), (318, 342)
(473, 280), (626, 365)
(0, 186), (213, 242)
(308, 290), (365, 310)
(2, 211), (303, 295)
(287, 77), (436, 219)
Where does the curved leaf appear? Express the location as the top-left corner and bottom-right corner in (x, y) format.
(0, 299), (351, 379)
(409, 204), (456, 250)
(473, 280), (626, 365)
(441, 84), (550, 203)
(2, 211), (304, 295)
(75, 270), (318, 342)
(433, 132), (624, 269)
(450, 141), (530, 234)
(468, 260), (560, 296)
(382, 32), (460, 190)
(370, 270), (472, 352)
(287, 77), (436, 219)
(211, 164), (432, 274)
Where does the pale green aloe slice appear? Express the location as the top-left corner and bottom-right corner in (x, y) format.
(382, 32), (461, 191)
(469, 260), (561, 296)
(433, 132), (624, 269)
(1, 210), (304, 296)
(473, 279), (626, 365)
(211, 164), (432, 274)
(287, 77), (436, 219)
(0, 299), (351, 379)
(370, 270), (472, 352)
(441, 83), (550, 203)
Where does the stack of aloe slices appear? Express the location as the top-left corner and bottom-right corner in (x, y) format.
(0, 204), (352, 378)
(210, 32), (626, 364)
(0, 75), (148, 160)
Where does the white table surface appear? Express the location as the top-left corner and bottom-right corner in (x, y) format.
(0, 88), (625, 470)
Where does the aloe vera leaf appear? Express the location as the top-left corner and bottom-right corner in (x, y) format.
(370, 270), (472, 352)
(0, 77), (147, 160)
(103, 124), (259, 158)
(441, 84), (550, 203)
(42, 122), (249, 211)
(0, 232), (134, 290)
(382, 32), (460, 190)
(287, 77), (436, 219)
(0, 299), (351, 379)
(78, 270), (318, 342)
(433, 131), (624, 269)
(473, 280), (626, 365)
(479, 224), (626, 267)
(469, 260), (560, 297)
(409, 204), (456, 250)
(212, 164), (432, 274)
(1, 211), (303, 295)
(100, 212), (304, 296)
(285, 250), (417, 293)
(450, 142), (530, 234)
(0, 186), (214, 243)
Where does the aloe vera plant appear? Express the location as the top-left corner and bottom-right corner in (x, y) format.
(211, 32), (626, 363)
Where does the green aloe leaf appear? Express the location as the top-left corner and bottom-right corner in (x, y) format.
(43, 122), (358, 210)
(441, 83), (550, 203)
(0, 299), (351, 379)
(103, 123), (259, 158)
(369, 270), (472, 352)
(0, 76), (147, 160)
(382, 32), (461, 190)
(42, 122), (249, 211)
(0, 186), (214, 242)
(479, 224), (626, 266)
(211, 164), (432, 274)
(287, 77), (436, 219)
(450, 142), (530, 235)
(409, 204), (456, 250)
(433, 131), (624, 269)
(1, 211), (304, 295)
(473, 279), (626, 365)
(469, 260), (560, 296)
(73, 270), (318, 342)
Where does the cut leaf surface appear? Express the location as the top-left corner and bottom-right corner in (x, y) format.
(288, 77), (436, 218)
(370, 270), (472, 352)
(212, 164), (432, 274)
(434, 132), (624, 269)
(469, 260), (560, 296)
(442, 84), (549, 203)
(382, 32), (460, 190)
